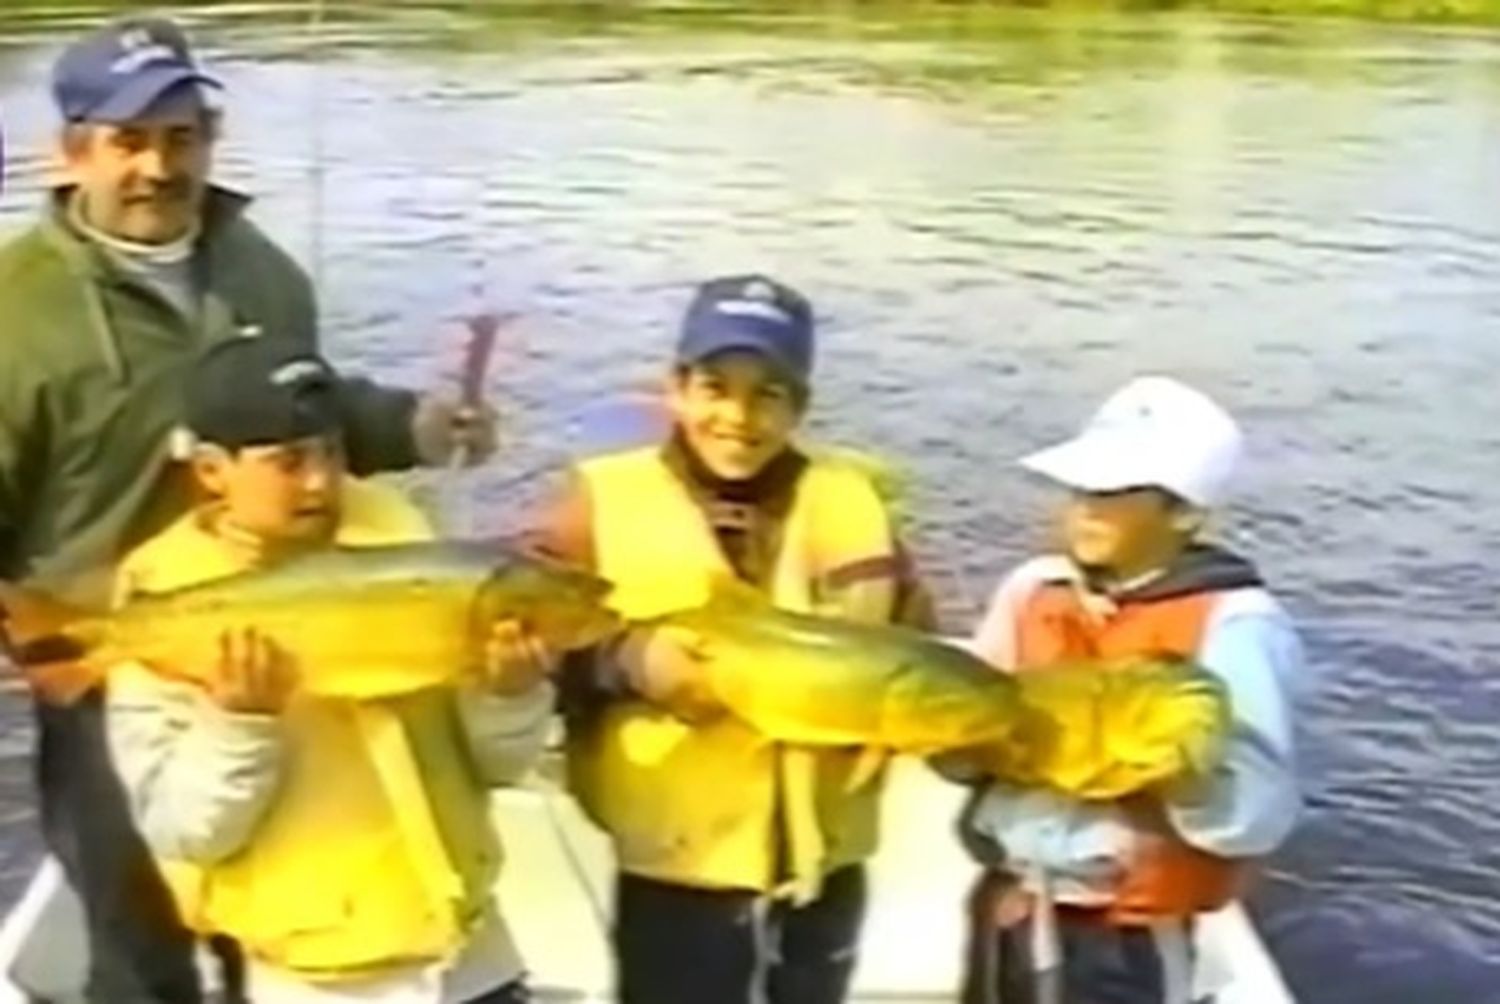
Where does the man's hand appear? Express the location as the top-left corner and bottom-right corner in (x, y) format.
(469, 619), (556, 696)
(618, 626), (724, 725)
(209, 627), (298, 715)
(412, 392), (499, 468)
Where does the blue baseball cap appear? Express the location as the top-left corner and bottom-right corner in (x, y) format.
(52, 17), (221, 124)
(676, 275), (815, 386)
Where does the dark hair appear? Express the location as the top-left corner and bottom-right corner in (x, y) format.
(196, 430), (344, 460)
(672, 359), (810, 411)
(1149, 487), (1193, 510)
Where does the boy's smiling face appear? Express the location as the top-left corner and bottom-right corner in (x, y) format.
(193, 434), (345, 547)
(1060, 486), (1196, 580)
(668, 349), (804, 481)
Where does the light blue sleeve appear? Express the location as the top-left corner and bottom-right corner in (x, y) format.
(1166, 609), (1304, 858)
(965, 783), (1134, 893)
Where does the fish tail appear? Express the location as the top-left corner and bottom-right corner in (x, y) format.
(16, 655), (106, 707)
(0, 583), (107, 705)
(4, 635), (106, 706)
(0, 581), (92, 642)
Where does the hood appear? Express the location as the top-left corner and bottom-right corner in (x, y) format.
(1110, 543), (1263, 604)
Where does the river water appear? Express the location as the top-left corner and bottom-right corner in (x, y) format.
(2, 3), (1499, 1001)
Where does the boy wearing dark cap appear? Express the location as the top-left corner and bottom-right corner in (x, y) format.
(532, 275), (934, 1004)
(104, 336), (551, 1004)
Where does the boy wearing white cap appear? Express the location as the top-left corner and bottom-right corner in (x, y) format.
(955, 376), (1303, 1004)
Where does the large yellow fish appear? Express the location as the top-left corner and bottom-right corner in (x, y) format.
(653, 586), (1230, 800)
(1, 541), (618, 704)
(982, 658), (1231, 800)
(652, 585), (1028, 757)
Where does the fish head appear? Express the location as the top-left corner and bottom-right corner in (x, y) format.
(475, 555), (619, 651)
(1109, 656), (1232, 779)
(928, 677), (1033, 753)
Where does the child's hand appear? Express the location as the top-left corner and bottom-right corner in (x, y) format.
(618, 626), (724, 725)
(471, 619), (555, 696)
(209, 627), (298, 715)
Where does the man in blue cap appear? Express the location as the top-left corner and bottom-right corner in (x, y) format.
(47, 15), (224, 245)
(529, 274), (935, 1004)
(0, 15), (499, 1004)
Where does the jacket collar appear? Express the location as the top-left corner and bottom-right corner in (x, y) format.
(660, 428), (808, 512)
(35, 184), (258, 384)
(1048, 543), (1264, 605)
(40, 183), (253, 281)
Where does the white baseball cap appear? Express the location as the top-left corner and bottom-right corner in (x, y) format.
(1019, 376), (1243, 508)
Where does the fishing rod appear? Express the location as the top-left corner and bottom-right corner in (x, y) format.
(306, 0), (327, 291)
(440, 312), (623, 940)
(442, 312), (508, 536)
(294, 0), (617, 944)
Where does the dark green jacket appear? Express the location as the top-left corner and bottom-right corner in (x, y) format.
(0, 186), (420, 599)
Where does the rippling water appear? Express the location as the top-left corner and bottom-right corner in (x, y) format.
(3, 4), (1500, 1000)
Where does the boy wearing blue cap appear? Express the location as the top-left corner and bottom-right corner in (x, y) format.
(531, 275), (935, 1004)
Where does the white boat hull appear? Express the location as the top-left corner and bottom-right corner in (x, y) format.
(0, 759), (1294, 1003)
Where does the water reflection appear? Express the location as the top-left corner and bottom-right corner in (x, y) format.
(2, 3), (1500, 999)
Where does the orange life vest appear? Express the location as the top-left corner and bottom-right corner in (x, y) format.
(1014, 581), (1249, 925)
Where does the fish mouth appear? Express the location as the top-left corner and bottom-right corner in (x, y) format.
(470, 565), (620, 654)
(516, 603), (622, 653)
(565, 606), (623, 649)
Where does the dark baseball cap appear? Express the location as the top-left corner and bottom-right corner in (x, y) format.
(676, 275), (815, 387)
(184, 337), (341, 450)
(52, 16), (221, 124)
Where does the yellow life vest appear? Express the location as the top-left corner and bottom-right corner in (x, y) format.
(566, 447), (898, 899)
(114, 477), (502, 977)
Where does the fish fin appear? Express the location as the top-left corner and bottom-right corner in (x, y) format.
(845, 746), (890, 793)
(704, 573), (771, 612)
